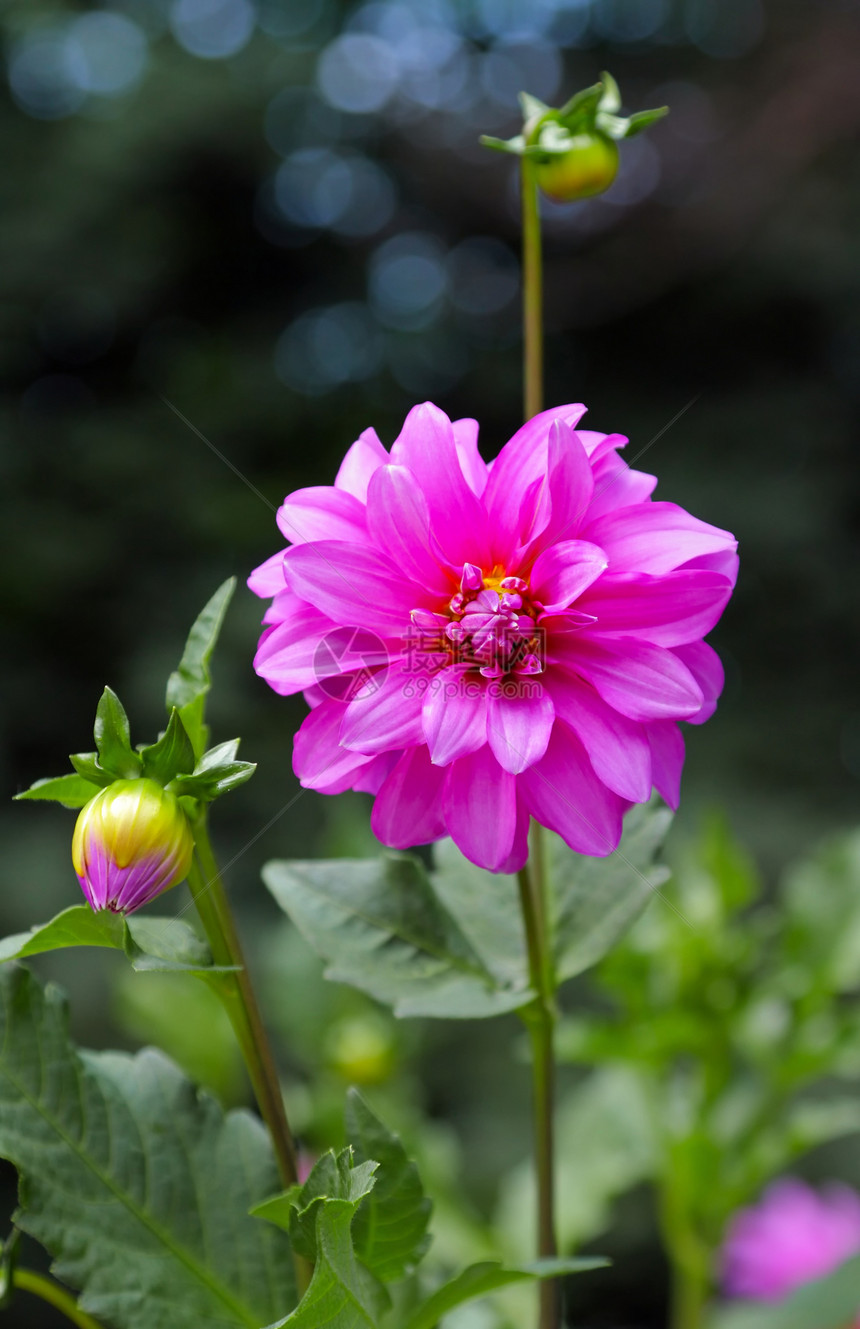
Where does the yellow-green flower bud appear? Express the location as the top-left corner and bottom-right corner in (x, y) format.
(72, 779), (194, 914)
(535, 131), (620, 201)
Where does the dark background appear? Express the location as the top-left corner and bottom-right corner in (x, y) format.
(1, 0), (859, 1324)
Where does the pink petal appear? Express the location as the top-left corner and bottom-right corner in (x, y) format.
(674, 641), (725, 724)
(683, 547), (740, 586)
(340, 663), (424, 754)
(277, 486), (368, 547)
(583, 501), (737, 576)
(585, 450), (657, 522)
(371, 746), (447, 848)
(453, 417), (489, 496)
(284, 540), (433, 634)
(546, 670), (652, 802)
(484, 404), (587, 561)
(423, 667), (488, 765)
(334, 426), (389, 501)
(576, 428), (629, 460)
(497, 797), (531, 874)
(541, 418), (594, 544)
(389, 402), (490, 566)
(519, 722), (624, 856)
(647, 720), (684, 808)
(487, 681), (554, 774)
(578, 570), (734, 647)
(253, 599), (346, 695)
(352, 751), (400, 795)
(443, 746), (517, 871)
(571, 637), (704, 721)
(293, 700), (381, 794)
(248, 550), (288, 598)
(529, 540), (608, 613)
(366, 464), (453, 591)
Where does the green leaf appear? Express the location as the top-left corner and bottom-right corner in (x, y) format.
(401, 1257), (608, 1329)
(14, 774), (100, 809)
(598, 71), (621, 113)
(518, 91), (550, 122)
(94, 687), (142, 779)
(270, 1197), (389, 1329)
(430, 840), (528, 994)
(254, 1149), (379, 1264)
(479, 133), (525, 156)
(170, 761), (257, 802)
(552, 798), (673, 984)
(557, 81), (604, 126)
(0, 905), (229, 976)
(166, 579), (236, 757)
(69, 753), (114, 788)
(345, 1089), (432, 1283)
(139, 709), (196, 785)
(621, 105), (669, 137)
(0, 966), (296, 1329)
(263, 855), (532, 1019)
(709, 1253), (860, 1329)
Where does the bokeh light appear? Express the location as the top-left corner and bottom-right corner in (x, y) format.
(275, 302), (384, 395)
(170, 0), (256, 59)
(368, 232), (449, 330)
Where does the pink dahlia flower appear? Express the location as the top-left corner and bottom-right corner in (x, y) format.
(250, 402), (737, 872)
(721, 1178), (860, 1316)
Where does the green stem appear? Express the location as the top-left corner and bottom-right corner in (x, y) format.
(659, 1181), (711, 1329)
(518, 823), (559, 1329)
(521, 155), (544, 422)
(188, 812), (311, 1296)
(12, 1269), (103, 1329)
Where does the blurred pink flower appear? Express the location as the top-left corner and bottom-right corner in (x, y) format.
(250, 402), (737, 871)
(722, 1178), (860, 1314)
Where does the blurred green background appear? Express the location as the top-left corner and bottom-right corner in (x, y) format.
(2, 0), (860, 1324)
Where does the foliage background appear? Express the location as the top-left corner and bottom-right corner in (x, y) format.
(1, 0), (859, 1324)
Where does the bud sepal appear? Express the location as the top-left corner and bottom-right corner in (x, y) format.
(72, 779), (194, 915)
(481, 72), (668, 202)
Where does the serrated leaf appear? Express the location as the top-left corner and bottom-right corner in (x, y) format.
(263, 855), (531, 1019)
(430, 841), (528, 993)
(14, 774), (100, 809)
(94, 687), (142, 779)
(401, 1257), (608, 1329)
(345, 1089), (431, 1283)
(552, 798), (673, 984)
(140, 709), (196, 785)
(709, 1253), (860, 1329)
(0, 966), (296, 1329)
(166, 579), (236, 758)
(269, 1199), (389, 1329)
(0, 905), (229, 977)
(254, 1150), (379, 1264)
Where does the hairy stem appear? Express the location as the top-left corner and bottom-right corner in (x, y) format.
(521, 155), (544, 422)
(518, 823), (560, 1329)
(12, 1269), (103, 1329)
(188, 812), (311, 1296)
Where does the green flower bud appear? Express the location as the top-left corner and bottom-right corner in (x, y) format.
(534, 131), (620, 201)
(72, 779), (194, 914)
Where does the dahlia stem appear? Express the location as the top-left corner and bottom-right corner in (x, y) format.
(188, 812), (311, 1297)
(660, 1179), (710, 1329)
(518, 823), (560, 1329)
(521, 154), (544, 421)
(12, 1269), (103, 1329)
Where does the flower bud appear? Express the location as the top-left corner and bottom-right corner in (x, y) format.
(535, 131), (619, 201)
(72, 779), (194, 914)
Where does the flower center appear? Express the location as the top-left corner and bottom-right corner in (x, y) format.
(410, 563), (544, 679)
